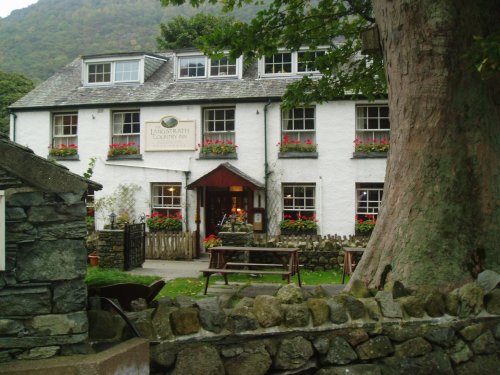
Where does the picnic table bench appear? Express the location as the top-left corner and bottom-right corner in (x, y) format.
(201, 246), (302, 294)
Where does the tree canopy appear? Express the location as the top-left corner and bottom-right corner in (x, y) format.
(160, 0), (386, 108)
(0, 71), (34, 134)
(157, 13), (236, 50)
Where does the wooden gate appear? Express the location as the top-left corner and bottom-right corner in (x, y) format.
(145, 232), (196, 260)
(124, 223), (145, 270)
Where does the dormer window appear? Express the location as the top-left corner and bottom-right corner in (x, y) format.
(84, 58), (141, 85)
(115, 61), (140, 82)
(260, 49), (326, 77)
(179, 56), (206, 78)
(177, 53), (241, 79)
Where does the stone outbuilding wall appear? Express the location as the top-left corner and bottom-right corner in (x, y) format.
(0, 134), (101, 362)
(88, 271), (500, 374)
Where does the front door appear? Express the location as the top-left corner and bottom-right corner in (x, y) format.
(205, 187), (252, 235)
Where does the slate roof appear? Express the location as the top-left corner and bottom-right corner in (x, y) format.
(0, 133), (102, 192)
(10, 52), (302, 111)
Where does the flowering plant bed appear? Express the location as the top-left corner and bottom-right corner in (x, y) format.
(203, 234), (222, 249)
(353, 138), (389, 152)
(280, 214), (318, 233)
(146, 212), (183, 232)
(199, 139), (237, 155)
(355, 215), (376, 234)
(108, 142), (139, 157)
(48, 143), (78, 156)
(278, 135), (317, 153)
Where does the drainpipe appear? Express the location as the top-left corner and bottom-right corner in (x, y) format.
(264, 100), (272, 235)
(184, 171), (190, 232)
(11, 112), (17, 142)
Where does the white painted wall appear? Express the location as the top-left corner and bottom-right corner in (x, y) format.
(12, 99), (386, 235)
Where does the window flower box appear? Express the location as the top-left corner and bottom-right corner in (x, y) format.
(199, 139), (237, 157)
(146, 212), (183, 232)
(280, 214), (318, 235)
(279, 152), (318, 159)
(199, 152), (237, 160)
(355, 215), (376, 236)
(278, 135), (317, 156)
(352, 152), (387, 159)
(107, 142), (142, 160)
(48, 144), (78, 160)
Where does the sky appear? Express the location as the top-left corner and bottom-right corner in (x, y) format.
(0, 0), (38, 18)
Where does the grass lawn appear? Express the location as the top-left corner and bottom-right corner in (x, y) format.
(86, 266), (347, 299)
(85, 267), (161, 287)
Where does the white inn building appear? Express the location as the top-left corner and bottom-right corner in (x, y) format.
(9, 49), (388, 249)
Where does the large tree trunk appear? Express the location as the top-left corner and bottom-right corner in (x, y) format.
(348, 0), (500, 291)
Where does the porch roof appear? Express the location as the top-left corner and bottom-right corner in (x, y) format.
(187, 163), (264, 189)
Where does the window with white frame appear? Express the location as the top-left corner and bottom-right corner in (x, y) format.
(88, 63), (111, 83)
(210, 56), (237, 76)
(52, 113), (78, 148)
(0, 191), (5, 271)
(262, 49), (326, 76)
(355, 105), (390, 143)
(151, 183), (182, 216)
(356, 183), (384, 220)
(298, 50), (325, 72)
(264, 52), (292, 74)
(86, 59), (140, 84)
(179, 56), (206, 78)
(115, 61), (140, 82)
(282, 107), (316, 143)
(112, 111), (140, 146)
(203, 107), (236, 144)
(178, 55), (239, 79)
(283, 184), (316, 219)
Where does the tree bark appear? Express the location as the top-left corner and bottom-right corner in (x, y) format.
(348, 0), (500, 291)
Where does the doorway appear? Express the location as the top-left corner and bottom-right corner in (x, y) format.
(205, 187), (252, 235)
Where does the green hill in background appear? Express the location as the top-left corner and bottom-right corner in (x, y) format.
(0, 0), (259, 83)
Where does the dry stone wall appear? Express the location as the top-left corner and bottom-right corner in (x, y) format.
(0, 181), (90, 362)
(89, 273), (500, 374)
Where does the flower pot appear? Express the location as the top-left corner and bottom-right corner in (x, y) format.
(88, 254), (100, 267)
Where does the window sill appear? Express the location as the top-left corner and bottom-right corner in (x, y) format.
(198, 153), (237, 160)
(278, 152), (318, 159)
(48, 155), (79, 161)
(352, 152), (387, 159)
(107, 154), (143, 161)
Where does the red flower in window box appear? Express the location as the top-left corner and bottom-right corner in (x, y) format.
(278, 135), (317, 153)
(354, 138), (390, 152)
(48, 143), (78, 156)
(199, 139), (237, 154)
(108, 142), (139, 156)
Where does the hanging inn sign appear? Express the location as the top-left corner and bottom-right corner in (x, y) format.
(145, 116), (196, 151)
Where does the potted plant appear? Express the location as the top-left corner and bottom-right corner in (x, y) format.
(88, 251), (100, 267)
(203, 234), (222, 250)
(280, 214), (318, 235)
(146, 211), (183, 232)
(198, 139), (237, 158)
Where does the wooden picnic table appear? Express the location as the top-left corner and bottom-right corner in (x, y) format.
(201, 246), (302, 294)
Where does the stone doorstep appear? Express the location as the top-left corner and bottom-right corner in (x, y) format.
(0, 338), (149, 375)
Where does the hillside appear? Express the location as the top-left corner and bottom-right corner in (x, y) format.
(0, 0), (259, 83)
